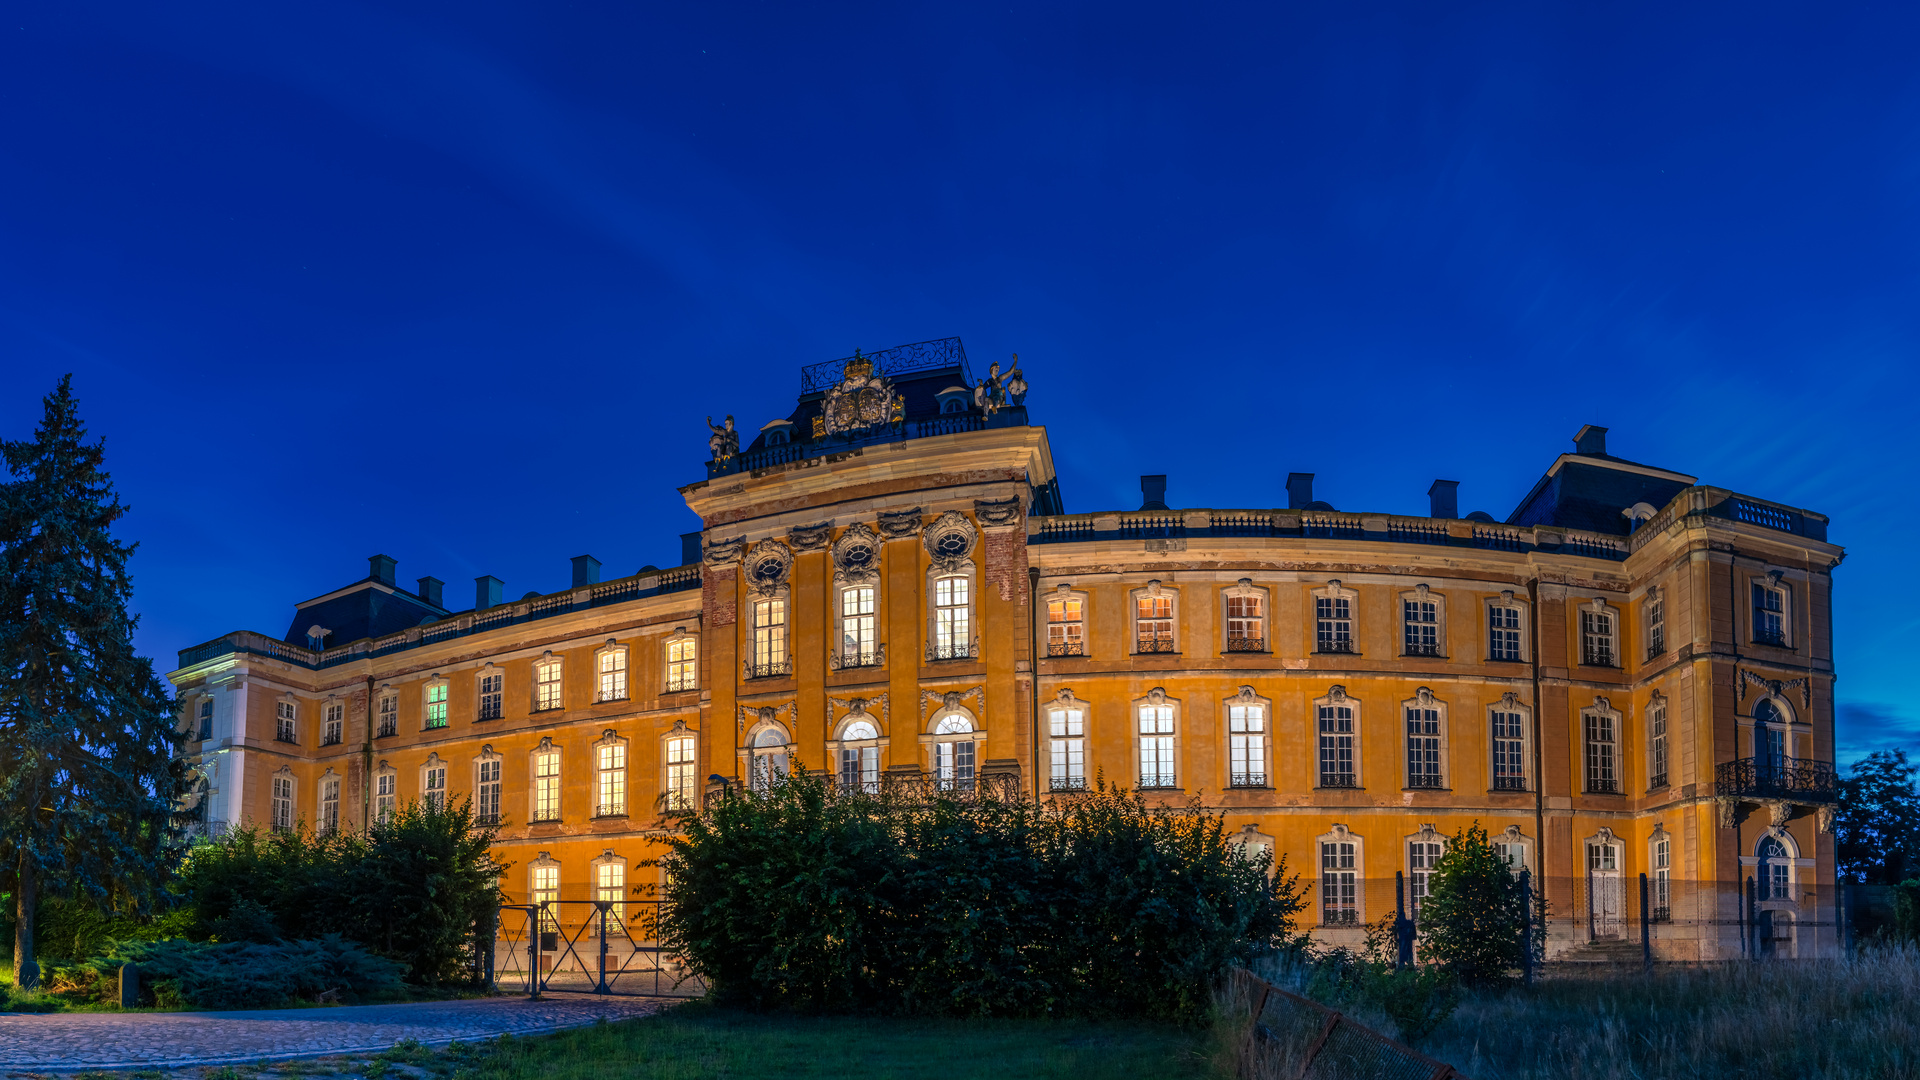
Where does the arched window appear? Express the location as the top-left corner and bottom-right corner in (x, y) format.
(1753, 698), (1793, 773)
(838, 716), (881, 793)
(930, 711), (977, 790)
(1224, 580), (1267, 653)
(750, 724), (790, 791)
(1757, 834), (1793, 901)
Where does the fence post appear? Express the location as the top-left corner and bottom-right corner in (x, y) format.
(1395, 870), (1414, 970)
(1840, 880), (1851, 957)
(527, 908), (542, 1000)
(1587, 864), (1596, 942)
(1746, 876), (1759, 961)
(1519, 869), (1533, 987)
(598, 902), (611, 994)
(1639, 873), (1651, 974)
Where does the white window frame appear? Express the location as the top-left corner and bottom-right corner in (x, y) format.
(374, 763), (397, 823)
(929, 573), (976, 661)
(474, 747), (503, 825)
(833, 712), (884, 793)
(1317, 825), (1363, 926)
(534, 653), (564, 712)
(1751, 573), (1793, 648)
(275, 698), (299, 743)
(1486, 590), (1528, 663)
(836, 584), (882, 668)
(1406, 826), (1446, 921)
(591, 850), (628, 932)
(1583, 697), (1622, 794)
(529, 854), (561, 931)
(531, 738), (562, 822)
(1315, 685), (1360, 789)
(1489, 693), (1530, 793)
(1046, 691), (1087, 792)
(664, 630), (699, 693)
(318, 771), (340, 834)
(1403, 687), (1447, 790)
(1400, 584), (1445, 658)
(1222, 579), (1268, 654)
(1643, 585), (1667, 660)
(751, 599), (790, 676)
(424, 676), (449, 730)
(1648, 692), (1670, 791)
(1134, 689), (1178, 789)
(1131, 581), (1177, 655)
(421, 753), (448, 812)
(271, 768), (295, 830)
(1579, 598), (1619, 668)
(1494, 825), (1533, 874)
(1649, 827), (1672, 919)
(1224, 686), (1270, 788)
(1752, 830), (1799, 903)
(477, 665), (504, 721)
(1046, 586), (1088, 658)
(925, 705), (983, 789)
(196, 696), (215, 740)
(376, 690), (398, 738)
(746, 720), (792, 791)
(322, 699), (344, 747)
(594, 730), (628, 817)
(595, 641), (629, 703)
(1313, 580), (1358, 655)
(663, 723), (698, 811)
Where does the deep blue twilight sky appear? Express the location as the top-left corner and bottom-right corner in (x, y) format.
(2, 4), (1915, 761)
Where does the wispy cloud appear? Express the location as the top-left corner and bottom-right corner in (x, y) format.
(1837, 701), (1920, 766)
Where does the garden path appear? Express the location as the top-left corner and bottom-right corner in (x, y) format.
(0, 992), (668, 1071)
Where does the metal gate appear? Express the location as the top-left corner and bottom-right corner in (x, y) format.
(491, 899), (706, 998)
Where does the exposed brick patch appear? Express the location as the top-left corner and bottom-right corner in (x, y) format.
(705, 566), (736, 627)
(985, 530), (1026, 602)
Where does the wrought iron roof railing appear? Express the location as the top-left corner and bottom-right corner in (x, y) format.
(798, 337), (973, 394)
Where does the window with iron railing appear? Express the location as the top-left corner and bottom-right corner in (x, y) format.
(476, 759), (501, 825)
(532, 750), (561, 822)
(934, 577), (971, 661)
(1321, 842), (1357, 925)
(1752, 582), (1788, 647)
(322, 703), (343, 747)
(272, 775), (294, 830)
(1318, 702), (1356, 788)
(1646, 596), (1666, 660)
(1050, 709), (1085, 792)
(596, 741), (626, 816)
(666, 637), (698, 692)
(377, 696), (398, 738)
(1316, 596), (1353, 654)
(276, 701), (298, 743)
(1138, 704), (1175, 788)
(1229, 703), (1266, 787)
(375, 772), (396, 823)
(1047, 596), (1084, 656)
(1584, 710), (1618, 793)
(597, 647), (628, 703)
(425, 683), (448, 729)
(1406, 705), (1442, 788)
(1651, 837), (1672, 921)
(665, 736), (697, 810)
(424, 765), (446, 811)
(753, 599), (788, 679)
(840, 586), (879, 669)
(1649, 703), (1669, 790)
(319, 778), (339, 835)
(1227, 594), (1265, 653)
(1136, 594), (1174, 654)
(534, 661), (563, 712)
(1409, 840), (1443, 920)
(1491, 709), (1526, 792)
(1581, 609), (1616, 667)
(1403, 599), (1439, 657)
(478, 672), (503, 720)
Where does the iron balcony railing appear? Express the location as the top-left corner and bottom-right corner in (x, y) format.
(1138, 773), (1178, 790)
(594, 804), (626, 818)
(745, 658), (793, 680)
(665, 677), (697, 694)
(1716, 756), (1839, 802)
(830, 645), (886, 670)
(926, 639), (979, 662)
(1319, 773), (1358, 789)
(1046, 641), (1086, 657)
(1406, 773), (1445, 789)
(1649, 772), (1669, 791)
(1753, 628), (1789, 647)
(530, 812), (561, 824)
(321, 732), (342, 747)
(1225, 636), (1266, 653)
(1583, 644), (1616, 667)
(478, 702), (503, 721)
(275, 728), (298, 744)
(1230, 772), (1268, 788)
(1646, 640), (1666, 662)
(377, 721), (398, 738)
(1050, 776), (1088, 792)
(1321, 909), (1360, 926)
(1403, 641), (1443, 657)
(1317, 638), (1357, 655)
(475, 813), (501, 826)
(1135, 636), (1176, 654)
(1491, 775), (1527, 792)
(1587, 776), (1620, 794)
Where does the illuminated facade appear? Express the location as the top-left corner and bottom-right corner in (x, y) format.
(169, 338), (1843, 959)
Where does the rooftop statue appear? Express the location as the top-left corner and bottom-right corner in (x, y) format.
(706, 415), (739, 461)
(974, 354), (1028, 415)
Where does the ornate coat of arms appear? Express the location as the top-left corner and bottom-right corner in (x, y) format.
(820, 351), (902, 436)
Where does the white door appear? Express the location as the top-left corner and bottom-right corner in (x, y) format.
(1588, 842), (1622, 938)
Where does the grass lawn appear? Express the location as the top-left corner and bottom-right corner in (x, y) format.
(436, 1002), (1221, 1080)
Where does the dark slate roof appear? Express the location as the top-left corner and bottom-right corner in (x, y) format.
(741, 364), (974, 454)
(284, 580), (448, 647)
(1507, 453), (1697, 536)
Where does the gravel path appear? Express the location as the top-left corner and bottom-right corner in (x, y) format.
(0, 992), (670, 1071)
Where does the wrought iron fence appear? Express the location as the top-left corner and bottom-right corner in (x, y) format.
(1716, 756), (1838, 801)
(492, 900), (707, 999)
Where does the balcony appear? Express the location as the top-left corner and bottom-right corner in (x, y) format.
(745, 658), (793, 680)
(1318, 773), (1358, 789)
(1050, 776), (1088, 792)
(1587, 776), (1620, 795)
(1316, 639), (1357, 655)
(1716, 757), (1838, 803)
(1230, 772), (1268, 788)
(1138, 773), (1179, 790)
(376, 721), (398, 738)
(1491, 775), (1527, 792)
(926, 639), (979, 662)
(1582, 644), (1617, 668)
(1403, 642), (1443, 658)
(1405, 773), (1445, 789)
(1753, 628), (1789, 648)
(1046, 641), (1086, 657)
(1225, 636), (1267, 654)
(665, 677), (698, 694)
(321, 731), (342, 747)
(594, 804), (626, 818)
(1135, 636), (1176, 655)
(274, 727), (298, 744)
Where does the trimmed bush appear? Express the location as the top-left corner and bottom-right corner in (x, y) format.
(60, 936), (405, 1010)
(657, 772), (1305, 1022)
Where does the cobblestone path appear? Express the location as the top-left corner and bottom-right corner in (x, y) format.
(0, 992), (669, 1071)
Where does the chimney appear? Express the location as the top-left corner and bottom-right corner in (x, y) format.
(367, 554), (397, 586)
(681, 532), (704, 567)
(1428, 480), (1459, 520)
(1139, 475), (1168, 512)
(1574, 425), (1609, 456)
(571, 555), (602, 588)
(475, 575), (504, 610)
(415, 576), (444, 609)
(1286, 473), (1315, 510)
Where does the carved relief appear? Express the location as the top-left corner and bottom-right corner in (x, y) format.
(1327, 684), (1349, 703)
(831, 523), (882, 585)
(919, 685), (985, 722)
(877, 507), (924, 539)
(1740, 668), (1810, 708)
(703, 537), (745, 567)
(744, 539), (793, 598)
(829, 694), (890, 727)
(1145, 687), (1169, 706)
(788, 522), (833, 551)
(1229, 685), (1259, 705)
(924, 511), (978, 573)
(973, 496), (1022, 527)
(819, 351), (902, 435)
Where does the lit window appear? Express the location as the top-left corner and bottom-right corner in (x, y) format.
(1316, 597), (1353, 653)
(1752, 581), (1788, 647)
(535, 661), (563, 712)
(1408, 840), (1443, 919)
(319, 776), (340, 834)
(933, 578), (973, 660)
(597, 647), (628, 702)
(1651, 836), (1671, 919)
(932, 713), (976, 789)
(533, 749), (561, 821)
(271, 774), (294, 830)
(1135, 594), (1173, 653)
(1321, 841), (1357, 924)
(1229, 704), (1266, 787)
(276, 701), (298, 743)
(478, 672), (503, 720)
(665, 735), (697, 810)
(1047, 596), (1084, 656)
(597, 741), (627, 816)
(666, 638), (697, 693)
(596, 861), (626, 930)
(1049, 709), (1085, 791)
(1491, 709), (1526, 791)
(1584, 710), (1618, 793)
(1226, 595), (1265, 652)
(1403, 599), (1439, 656)
(1318, 702), (1355, 787)
(1649, 701), (1669, 790)
(323, 703), (343, 746)
(424, 762), (447, 811)
(1137, 704), (1175, 788)
(375, 771), (396, 822)
(752, 600), (789, 676)
(377, 695), (398, 738)
(1406, 703), (1442, 788)
(532, 864), (559, 931)
(750, 727), (789, 791)
(1488, 605), (1523, 662)
(840, 587), (879, 667)
(476, 759), (501, 824)
(425, 684), (448, 729)
(1581, 607), (1616, 667)
(839, 719), (880, 793)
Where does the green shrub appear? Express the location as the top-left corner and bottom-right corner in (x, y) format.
(657, 771), (1304, 1022)
(1416, 822), (1537, 988)
(72, 935), (405, 1009)
(1893, 879), (1920, 943)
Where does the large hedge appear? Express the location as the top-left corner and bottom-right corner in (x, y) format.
(656, 772), (1304, 1022)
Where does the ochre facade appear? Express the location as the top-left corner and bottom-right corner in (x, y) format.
(169, 341), (1843, 959)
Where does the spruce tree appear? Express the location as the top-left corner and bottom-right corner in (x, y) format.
(0, 376), (183, 988)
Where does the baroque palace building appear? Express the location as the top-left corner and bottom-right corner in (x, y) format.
(169, 338), (1843, 959)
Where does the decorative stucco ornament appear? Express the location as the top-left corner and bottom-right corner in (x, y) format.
(923, 511), (978, 573)
(820, 351), (902, 435)
(743, 539), (793, 597)
(832, 523), (882, 585)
